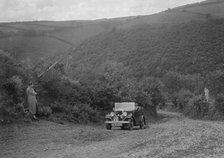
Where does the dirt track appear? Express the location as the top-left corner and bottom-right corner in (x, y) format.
(1, 111), (224, 158)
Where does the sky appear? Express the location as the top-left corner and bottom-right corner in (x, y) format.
(0, 0), (204, 22)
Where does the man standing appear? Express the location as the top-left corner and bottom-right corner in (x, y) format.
(26, 82), (38, 120)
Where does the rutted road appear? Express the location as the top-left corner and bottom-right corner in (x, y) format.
(1, 111), (224, 158)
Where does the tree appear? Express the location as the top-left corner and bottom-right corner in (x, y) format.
(88, 60), (135, 111)
(207, 70), (224, 95)
(139, 77), (166, 117)
(0, 50), (29, 121)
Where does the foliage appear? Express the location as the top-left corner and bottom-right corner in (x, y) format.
(0, 50), (30, 121)
(185, 95), (209, 119)
(72, 19), (224, 79)
(207, 70), (224, 95)
(75, 60), (137, 111)
(38, 106), (52, 117)
(71, 104), (100, 123)
(138, 77), (166, 117)
(0, 92), (15, 121)
(50, 101), (68, 114)
(48, 101), (100, 123)
(163, 71), (204, 95)
(3, 10), (224, 123)
(38, 58), (166, 120)
(174, 89), (194, 110)
(215, 94), (224, 114)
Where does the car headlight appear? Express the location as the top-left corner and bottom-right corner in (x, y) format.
(123, 111), (127, 117)
(110, 112), (115, 117)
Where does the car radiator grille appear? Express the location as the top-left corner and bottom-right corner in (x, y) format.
(114, 116), (119, 121)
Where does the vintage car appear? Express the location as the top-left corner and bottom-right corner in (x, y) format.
(105, 102), (146, 130)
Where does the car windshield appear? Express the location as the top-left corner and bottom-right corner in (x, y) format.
(115, 102), (135, 111)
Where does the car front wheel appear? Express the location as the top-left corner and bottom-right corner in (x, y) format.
(127, 118), (134, 130)
(106, 123), (112, 130)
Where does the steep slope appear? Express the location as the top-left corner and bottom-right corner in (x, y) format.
(71, 19), (224, 78)
(0, 0), (224, 66)
(0, 20), (121, 63)
(0, 36), (71, 64)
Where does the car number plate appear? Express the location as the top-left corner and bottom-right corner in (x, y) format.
(113, 123), (122, 126)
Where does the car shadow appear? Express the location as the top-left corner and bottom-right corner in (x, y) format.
(111, 126), (148, 131)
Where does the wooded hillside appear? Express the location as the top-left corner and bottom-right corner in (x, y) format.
(1, 0), (224, 122)
(0, 0), (223, 65)
(72, 19), (224, 78)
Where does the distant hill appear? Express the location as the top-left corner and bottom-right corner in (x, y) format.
(0, 0), (224, 68)
(0, 36), (70, 64)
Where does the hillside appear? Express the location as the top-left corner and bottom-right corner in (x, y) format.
(2, 0), (224, 151)
(174, 0), (224, 19)
(71, 19), (224, 78)
(0, 0), (224, 67)
(0, 36), (70, 64)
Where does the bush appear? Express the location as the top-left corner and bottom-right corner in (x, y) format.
(50, 101), (69, 113)
(0, 92), (15, 121)
(206, 101), (224, 121)
(185, 95), (209, 119)
(175, 89), (194, 110)
(0, 75), (26, 121)
(139, 77), (166, 117)
(38, 106), (52, 117)
(207, 70), (224, 95)
(215, 94), (224, 113)
(3, 75), (24, 102)
(71, 104), (101, 123)
(0, 51), (30, 122)
(163, 71), (203, 95)
(49, 101), (101, 123)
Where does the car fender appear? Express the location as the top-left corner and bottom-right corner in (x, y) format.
(124, 114), (136, 125)
(105, 115), (112, 121)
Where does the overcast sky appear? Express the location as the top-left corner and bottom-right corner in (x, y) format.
(0, 0), (204, 22)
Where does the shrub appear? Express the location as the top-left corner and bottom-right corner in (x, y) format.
(38, 106), (52, 117)
(206, 101), (224, 121)
(71, 104), (101, 123)
(215, 94), (224, 113)
(175, 89), (194, 110)
(50, 101), (69, 113)
(3, 75), (24, 102)
(139, 77), (166, 117)
(0, 51), (30, 122)
(207, 70), (224, 95)
(185, 95), (209, 118)
(0, 75), (26, 121)
(163, 71), (203, 95)
(49, 102), (101, 123)
(0, 92), (15, 120)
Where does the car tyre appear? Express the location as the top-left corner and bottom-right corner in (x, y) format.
(127, 118), (134, 130)
(121, 124), (125, 130)
(106, 123), (112, 130)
